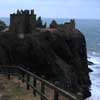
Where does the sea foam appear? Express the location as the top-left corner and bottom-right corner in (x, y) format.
(88, 51), (100, 65)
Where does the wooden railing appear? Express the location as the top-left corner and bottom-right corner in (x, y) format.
(0, 66), (79, 100)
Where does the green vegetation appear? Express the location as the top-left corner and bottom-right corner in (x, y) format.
(36, 17), (47, 28)
(43, 22), (47, 28)
(0, 20), (7, 31)
(36, 16), (43, 28)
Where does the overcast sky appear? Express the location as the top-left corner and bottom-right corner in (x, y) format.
(0, 0), (100, 19)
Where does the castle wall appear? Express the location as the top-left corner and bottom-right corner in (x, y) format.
(57, 19), (75, 33)
(10, 10), (36, 34)
(29, 14), (36, 33)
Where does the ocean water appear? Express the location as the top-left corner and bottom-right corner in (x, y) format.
(77, 19), (100, 100)
(1, 18), (100, 99)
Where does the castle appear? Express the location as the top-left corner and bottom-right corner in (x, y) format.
(10, 9), (36, 33)
(9, 9), (76, 33)
(51, 19), (75, 33)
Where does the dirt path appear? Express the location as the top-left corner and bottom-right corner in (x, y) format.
(0, 75), (39, 100)
(0, 75), (11, 100)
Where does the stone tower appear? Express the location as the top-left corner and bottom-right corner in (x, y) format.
(10, 9), (36, 33)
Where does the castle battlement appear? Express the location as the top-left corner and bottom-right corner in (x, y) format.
(11, 9), (36, 16)
(50, 19), (76, 33)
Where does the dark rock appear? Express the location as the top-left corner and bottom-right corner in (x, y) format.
(0, 30), (91, 99)
(88, 60), (94, 65)
(88, 68), (93, 72)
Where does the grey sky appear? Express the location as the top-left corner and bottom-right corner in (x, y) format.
(0, 0), (100, 19)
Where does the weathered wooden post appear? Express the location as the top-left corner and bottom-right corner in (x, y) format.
(8, 67), (10, 80)
(8, 73), (10, 80)
(22, 72), (25, 83)
(41, 81), (45, 100)
(17, 67), (20, 80)
(26, 74), (30, 90)
(54, 90), (59, 100)
(33, 77), (36, 96)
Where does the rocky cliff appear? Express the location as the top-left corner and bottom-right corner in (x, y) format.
(0, 30), (91, 99)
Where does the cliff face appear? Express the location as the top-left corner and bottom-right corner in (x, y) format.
(0, 30), (91, 99)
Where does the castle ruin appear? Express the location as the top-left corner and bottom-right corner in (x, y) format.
(56, 19), (75, 33)
(10, 9), (36, 33)
(9, 9), (76, 33)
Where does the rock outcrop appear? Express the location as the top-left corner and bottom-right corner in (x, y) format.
(0, 29), (91, 99)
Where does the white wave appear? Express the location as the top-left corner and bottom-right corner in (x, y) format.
(88, 51), (100, 65)
(88, 56), (100, 65)
(87, 95), (100, 100)
(87, 51), (100, 100)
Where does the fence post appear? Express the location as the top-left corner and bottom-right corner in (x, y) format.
(17, 68), (20, 80)
(41, 81), (45, 100)
(54, 90), (59, 100)
(33, 77), (36, 96)
(22, 72), (25, 83)
(26, 74), (30, 90)
(8, 73), (10, 80)
(7, 68), (10, 80)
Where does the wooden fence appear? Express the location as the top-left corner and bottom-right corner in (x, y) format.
(0, 65), (80, 100)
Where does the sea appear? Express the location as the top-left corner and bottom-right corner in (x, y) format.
(1, 17), (100, 99)
(75, 19), (100, 100)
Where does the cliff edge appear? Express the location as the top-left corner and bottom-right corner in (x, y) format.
(0, 29), (91, 99)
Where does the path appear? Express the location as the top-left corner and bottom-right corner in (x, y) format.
(0, 75), (39, 100)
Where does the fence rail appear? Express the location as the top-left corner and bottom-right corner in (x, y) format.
(0, 65), (79, 100)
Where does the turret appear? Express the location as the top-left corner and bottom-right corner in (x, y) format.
(31, 9), (34, 15)
(70, 19), (75, 32)
(21, 10), (24, 14)
(24, 10), (29, 15)
(17, 10), (21, 15)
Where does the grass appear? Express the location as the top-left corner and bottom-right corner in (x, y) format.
(0, 75), (40, 100)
